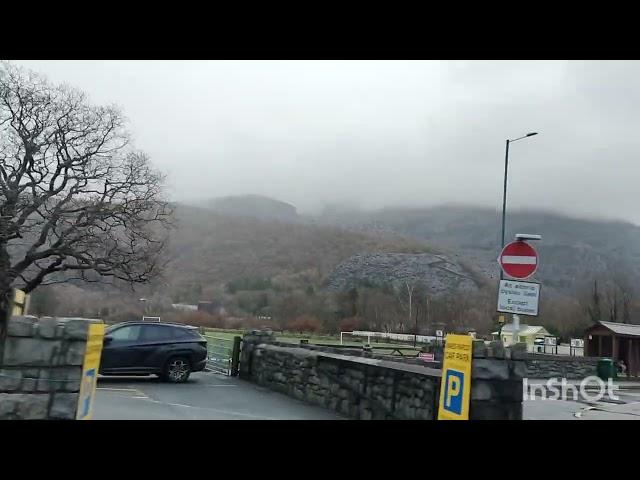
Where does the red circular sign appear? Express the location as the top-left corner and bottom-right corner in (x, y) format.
(498, 241), (538, 279)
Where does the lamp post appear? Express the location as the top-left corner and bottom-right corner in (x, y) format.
(500, 132), (538, 279)
(498, 132), (538, 341)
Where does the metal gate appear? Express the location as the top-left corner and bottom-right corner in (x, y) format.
(205, 335), (241, 376)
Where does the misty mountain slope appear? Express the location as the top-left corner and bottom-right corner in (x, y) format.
(315, 205), (640, 295)
(197, 194), (299, 222)
(163, 204), (444, 291)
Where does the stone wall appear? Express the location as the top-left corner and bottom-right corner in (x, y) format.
(0, 315), (98, 420)
(240, 331), (525, 420)
(512, 351), (599, 379)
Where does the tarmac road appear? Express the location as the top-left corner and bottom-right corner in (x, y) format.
(94, 372), (345, 420)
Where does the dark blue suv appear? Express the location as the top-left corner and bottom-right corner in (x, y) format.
(100, 322), (208, 383)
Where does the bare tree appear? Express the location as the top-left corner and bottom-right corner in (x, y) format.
(612, 270), (634, 324)
(0, 62), (172, 336)
(586, 280), (602, 323)
(394, 281), (415, 332)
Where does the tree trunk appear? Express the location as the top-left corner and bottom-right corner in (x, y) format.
(0, 287), (11, 354)
(0, 242), (13, 344)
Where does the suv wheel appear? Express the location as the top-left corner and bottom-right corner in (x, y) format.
(162, 356), (191, 383)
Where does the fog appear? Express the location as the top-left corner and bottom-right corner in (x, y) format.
(14, 60), (640, 223)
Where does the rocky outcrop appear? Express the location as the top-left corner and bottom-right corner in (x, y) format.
(325, 252), (481, 293)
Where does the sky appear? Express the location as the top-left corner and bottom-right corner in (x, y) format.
(13, 60), (640, 223)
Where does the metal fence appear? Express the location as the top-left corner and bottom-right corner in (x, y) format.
(205, 335), (241, 376)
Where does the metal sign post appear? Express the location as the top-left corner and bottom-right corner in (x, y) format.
(512, 314), (520, 345)
(496, 235), (542, 344)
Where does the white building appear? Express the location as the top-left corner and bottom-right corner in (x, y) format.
(492, 323), (551, 350)
(171, 303), (198, 312)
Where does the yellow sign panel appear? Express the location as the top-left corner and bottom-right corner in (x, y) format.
(437, 334), (472, 420)
(76, 323), (106, 420)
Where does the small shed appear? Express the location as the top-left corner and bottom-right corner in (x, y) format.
(584, 321), (640, 377)
(492, 323), (551, 349)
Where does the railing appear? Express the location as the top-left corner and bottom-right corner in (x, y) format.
(204, 335), (242, 376)
(301, 341), (424, 357)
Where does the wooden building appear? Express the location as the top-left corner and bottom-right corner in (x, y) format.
(584, 321), (640, 377)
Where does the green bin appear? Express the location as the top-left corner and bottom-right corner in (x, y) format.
(597, 358), (616, 380)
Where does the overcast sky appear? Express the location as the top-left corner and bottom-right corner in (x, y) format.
(14, 60), (640, 223)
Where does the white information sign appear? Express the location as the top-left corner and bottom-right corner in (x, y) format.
(497, 280), (540, 316)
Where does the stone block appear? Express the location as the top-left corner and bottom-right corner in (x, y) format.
(3, 337), (62, 366)
(50, 393), (79, 419)
(0, 369), (22, 391)
(486, 341), (504, 359)
(472, 359), (510, 380)
(36, 369), (53, 392)
(360, 408), (373, 420)
(22, 375), (38, 391)
(0, 393), (20, 418)
(65, 341), (88, 366)
(7, 316), (38, 337)
(510, 360), (528, 379)
(472, 380), (523, 402)
(510, 344), (529, 360)
(472, 340), (487, 358)
(16, 394), (50, 420)
(37, 317), (59, 339)
(51, 367), (83, 392)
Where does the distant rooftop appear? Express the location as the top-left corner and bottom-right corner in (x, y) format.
(591, 321), (640, 337)
(492, 324), (550, 337)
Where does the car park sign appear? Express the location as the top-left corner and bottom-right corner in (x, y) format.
(438, 334), (472, 420)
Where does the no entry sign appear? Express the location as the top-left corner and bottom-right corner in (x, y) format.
(498, 241), (538, 279)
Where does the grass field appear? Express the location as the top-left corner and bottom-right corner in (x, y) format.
(202, 328), (423, 356)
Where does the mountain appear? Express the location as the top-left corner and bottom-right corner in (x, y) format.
(162, 204), (441, 295)
(202, 194), (299, 222)
(315, 205), (640, 297)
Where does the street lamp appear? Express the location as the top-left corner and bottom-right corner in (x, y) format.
(499, 131), (538, 280)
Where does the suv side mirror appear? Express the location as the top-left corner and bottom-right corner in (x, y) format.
(104, 335), (113, 345)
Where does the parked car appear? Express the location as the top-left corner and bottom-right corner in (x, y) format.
(100, 322), (208, 383)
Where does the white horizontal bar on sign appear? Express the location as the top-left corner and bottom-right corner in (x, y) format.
(501, 255), (537, 265)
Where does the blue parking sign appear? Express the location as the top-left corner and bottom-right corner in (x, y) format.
(443, 369), (464, 415)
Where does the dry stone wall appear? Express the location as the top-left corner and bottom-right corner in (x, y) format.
(0, 315), (99, 420)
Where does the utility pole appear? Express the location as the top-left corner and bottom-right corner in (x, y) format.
(499, 132), (538, 342)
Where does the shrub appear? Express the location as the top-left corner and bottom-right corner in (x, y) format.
(286, 315), (323, 333)
(339, 316), (362, 332)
